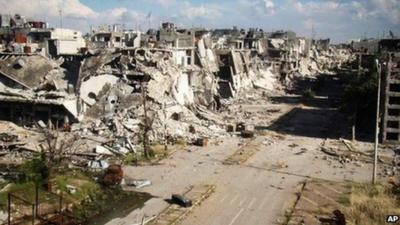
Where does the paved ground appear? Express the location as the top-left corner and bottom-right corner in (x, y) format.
(106, 75), (374, 225)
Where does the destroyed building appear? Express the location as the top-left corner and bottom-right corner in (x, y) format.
(382, 53), (400, 143)
(0, 16), (354, 152)
(0, 53), (78, 126)
(90, 25), (125, 49)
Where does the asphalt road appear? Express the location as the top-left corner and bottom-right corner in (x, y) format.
(106, 75), (373, 225)
(107, 102), (371, 225)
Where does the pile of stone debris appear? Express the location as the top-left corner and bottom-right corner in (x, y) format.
(320, 138), (400, 178)
(0, 33), (352, 167)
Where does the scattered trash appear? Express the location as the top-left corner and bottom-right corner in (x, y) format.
(262, 138), (275, 146)
(295, 148), (307, 155)
(88, 160), (109, 169)
(37, 120), (47, 129)
(272, 161), (289, 169)
(66, 184), (77, 194)
(125, 179), (152, 188)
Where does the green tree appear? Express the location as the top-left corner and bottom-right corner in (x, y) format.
(22, 153), (49, 188)
(342, 61), (379, 132)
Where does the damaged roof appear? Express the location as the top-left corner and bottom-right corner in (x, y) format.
(0, 54), (53, 89)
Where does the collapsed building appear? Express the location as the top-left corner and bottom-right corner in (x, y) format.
(0, 15), (353, 154)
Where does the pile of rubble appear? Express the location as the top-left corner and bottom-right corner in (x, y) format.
(319, 139), (400, 178)
(319, 139), (370, 168)
(0, 16), (354, 161)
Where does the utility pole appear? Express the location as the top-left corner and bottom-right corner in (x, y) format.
(353, 54), (362, 141)
(373, 59), (382, 184)
(147, 12), (152, 31)
(311, 23), (315, 41)
(307, 22), (315, 58)
(59, 9), (63, 30)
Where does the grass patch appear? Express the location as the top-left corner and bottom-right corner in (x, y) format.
(336, 195), (351, 206)
(121, 145), (165, 166)
(0, 170), (100, 209)
(0, 182), (37, 209)
(344, 183), (400, 225)
(0, 169), (151, 224)
(75, 188), (151, 224)
(122, 153), (137, 165)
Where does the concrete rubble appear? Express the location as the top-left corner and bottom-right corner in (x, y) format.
(0, 15), (353, 164)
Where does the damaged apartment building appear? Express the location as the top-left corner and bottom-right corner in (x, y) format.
(0, 14), (352, 145)
(351, 37), (400, 143)
(0, 14), (85, 127)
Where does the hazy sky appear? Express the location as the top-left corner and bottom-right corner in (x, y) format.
(0, 0), (399, 43)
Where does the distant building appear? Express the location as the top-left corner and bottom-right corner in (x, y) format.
(158, 22), (195, 67)
(0, 14), (85, 56)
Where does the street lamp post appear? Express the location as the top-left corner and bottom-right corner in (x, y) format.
(373, 59), (382, 184)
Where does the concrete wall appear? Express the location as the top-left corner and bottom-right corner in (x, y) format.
(56, 39), (85, 55)
(50, 28), (85, 54)
(51, 28), (82, 40)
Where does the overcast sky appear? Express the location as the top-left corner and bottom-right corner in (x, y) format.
(0, 0), (399, 43)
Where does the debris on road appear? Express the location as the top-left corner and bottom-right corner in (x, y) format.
(149, 185), (215, 225)
(271, 160), (289, 169)
(193, 138), (209, 147)
(0, 9), (397, 225)
(125, 179), (152, 189)
(171, 194), (193, 208)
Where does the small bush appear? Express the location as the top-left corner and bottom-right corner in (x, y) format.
(148, 148), (156, 158)
(22, 154), (49, 187)
(302, 88), (315, 99)
(122, 153), (136, 165)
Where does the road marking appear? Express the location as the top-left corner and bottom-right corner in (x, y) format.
(209, 192), (220, 203)
(302, 196), (318, 206)
(220, 194), (228, 203)
(320, 183), (344, 194)
(258, 196), (269, 210)
(247, 197), (256, 209)
(228, 208), (244, 225)
(229, 194), (239, 205)
(238, 197), (247, 206)
(314, 189), (337, 203)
